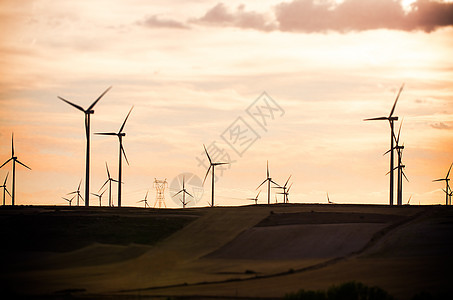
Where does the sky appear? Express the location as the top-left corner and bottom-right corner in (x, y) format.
(0, 0), (452, 208)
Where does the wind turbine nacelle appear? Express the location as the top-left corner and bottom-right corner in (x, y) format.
(119, 133), (126, 137)
(87, 109), (95, 114)
(389, 116), (398, 121)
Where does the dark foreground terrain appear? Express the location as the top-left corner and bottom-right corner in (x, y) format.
(1, 204), (452, 299)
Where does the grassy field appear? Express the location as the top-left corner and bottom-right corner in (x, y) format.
(0, 204), (451, 299)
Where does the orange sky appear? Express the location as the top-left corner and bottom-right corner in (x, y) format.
(1, 0), (452, 207)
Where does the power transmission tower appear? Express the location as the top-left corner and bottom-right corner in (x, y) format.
(153, 178), (168, 208)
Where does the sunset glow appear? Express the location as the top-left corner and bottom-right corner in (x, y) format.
(1, 0), (452, 207)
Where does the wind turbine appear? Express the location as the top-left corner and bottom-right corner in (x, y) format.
(138, 190), (150, 208)
(99, 162), (119, 207)
(277, 183), (293, 203)
(1, 172), (11, 205)
(247, 190), (261, 205)
(433, 163), (452, 205)
(273, 175), (291, 203)
(257, 161), (279, 205)
(172, 176), (193, 208)
(68, 180), (84, 206)
(96, 106), (133, 207)
(364, 84), (404, 206)
(62, 195), (75, 206)
(0, 134), (31, 206)
(202, 144), (229, 207)
(59, 86), (111, 206)
(91, 190), (106, 207)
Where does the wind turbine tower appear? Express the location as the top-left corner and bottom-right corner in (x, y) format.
(153, 178), (168, 208)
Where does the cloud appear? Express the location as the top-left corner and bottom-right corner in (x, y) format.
(138, 15), (189, 29)
(430, 122), (452, 130)
(276, 0), (453, 33)
(192, 3), (277, 31)
(194, 0), (453, 33)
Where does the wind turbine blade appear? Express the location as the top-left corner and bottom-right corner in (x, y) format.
(11, 133), (14, 157)
(3, 172), (8, 185)
(105, 162), (111, 178)
(91, 193), (99, 197)
(99, 179), (109, 191)
(389, 83), (404, 117)
(95, 132), (118, 136)
(432, 178), (446, 182)
(363, 117), (388, 121)
(88, 86), (112, 111)
(78, 179), (82, 190)
(214, 162), (229, 166)
(402, 170), (409, 182)
(270, 179), (280, 186)
(284, 175), (292, 187)
(185, 191), (194, 198)
(0, 158), (13, 169)
(67, 191), (77, 195)
(5, 188), (11, 197)
(396, 119), (403, 144)
(256, 190), (261, 198)
(121, 144), (129, 165)
(58, 96), (85, 112)
(446, 162), (453, 179)
(137, 200), (145, 203)
(145, 190), (148, 200)
(119, 106), (134, 133)
(16, 159), (31, 170)
(203, 144), (212, 164)
(203, 165), (211, 185)
(173, 190), (183, 197)
(267, 160), (269, 178)
(407, 195), (412, 204)
(287, 183), (293, 192)
(256, 179), (267, 190)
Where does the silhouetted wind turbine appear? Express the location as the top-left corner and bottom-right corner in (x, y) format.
(364, 84), (404, 206)
(0, 134), (31, 206)
(68, 180), (84, 206)
(202, 144), (229, 207)
(433, 163), (452, 205)
(138, 190), (150, 208)
(59, 86), (111, 206)
(96, 106), (133, 207)
(91, 190), (106, 207)
(277, 183), (293, 203)
(247, 190), (261, 205)
(257, 161), (279, 205)
(172, 176), (193, 209)
(99, 162), (119, 207)
(273, 175), (291, 203)
(1, 172), (11, 205)
(62, 195), (75, 206)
